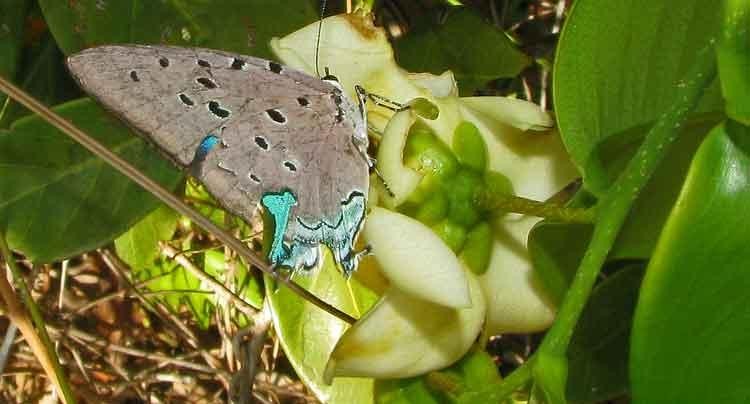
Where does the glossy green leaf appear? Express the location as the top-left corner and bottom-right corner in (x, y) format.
(266, 253), (378, 403)
(114, 205), (179, 270)
(38, 0), (319, 59)
(0, 98), (182, 262)
(0, 0), (31, 114)
(631, 120), (750, 403)
(609, 117), (718, 259)
(717, 0), (750, 124)
(393, 8), (529, 95)
(554, 0), (723, 193)
(566, 264), (644, 403)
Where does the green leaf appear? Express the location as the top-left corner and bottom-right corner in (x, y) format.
(554, 0), (724, 193)
(38, 0), (319, 59)
(130, 246), (262, 330)
(630, 120), (750, 403)
(608, 116), (718, 259)
(717, 0), (750, 124)
(267, 253), (378, 403)
(450, 350), (505, 404)
(114, 205), (179, 270)
(393, 8), (530, 95)
(528, 222), (593, 305)
(566, 264), (644, 403)
(0, 98), (182, 263)
(204, 249), (263, 311)
(376, 377), (440, 404)
(375, 350), (502, 404)
(0, 0), (31, 114)
(0, 18), (81, 128)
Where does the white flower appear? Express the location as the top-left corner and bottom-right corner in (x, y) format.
(272, 12), (579, 379)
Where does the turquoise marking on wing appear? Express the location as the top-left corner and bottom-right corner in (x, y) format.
(260, 190), (297, 265)
(293, 191), (366, 276)
(192, 134), (221, 164)
(261, 190), (366, 276)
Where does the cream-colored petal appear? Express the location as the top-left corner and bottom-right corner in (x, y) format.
(407, 71), (458, 99)
(460, 97), (554, 132)
(481, 215), (557, 334)
(364, 207), (470, 308)
(326, 271), (485, 380)
(271, 14), (431, 122)
(376, 110), (422, 207)
(459, 104), (579, 201)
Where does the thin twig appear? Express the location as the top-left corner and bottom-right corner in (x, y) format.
(47, 325), (224, 375)
(0, 235), (75, 403)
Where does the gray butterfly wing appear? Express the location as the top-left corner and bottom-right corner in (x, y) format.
(66, 45), (369, 233)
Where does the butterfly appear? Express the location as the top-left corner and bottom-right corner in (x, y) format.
(66, 45), (372, 276)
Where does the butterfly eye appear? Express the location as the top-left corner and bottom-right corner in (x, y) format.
(159, 57), (169, 67)
(230, 58), (245, 70)
(129, 71), (139, 82)
(297, 97), (310, 107)
(268, 61), (283, 74)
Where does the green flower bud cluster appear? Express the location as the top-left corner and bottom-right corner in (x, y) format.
(399, 121), (513, 275)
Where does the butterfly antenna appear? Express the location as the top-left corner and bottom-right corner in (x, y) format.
(315, 0), (327, 78)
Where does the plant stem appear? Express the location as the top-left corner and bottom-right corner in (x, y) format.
(479, 192), (594, 224)
(537, 35), (717, 371)
(0, 233), (76, 403)
(489, 356), (536, 401)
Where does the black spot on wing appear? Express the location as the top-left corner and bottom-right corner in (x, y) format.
(265, 108), (286, 124)
(254, 136), (269, 150)
(179, 93), (194, 106)
(208, 101), (230, 118)
(196, 77), (217, 89)
(283, 161), (297, 172)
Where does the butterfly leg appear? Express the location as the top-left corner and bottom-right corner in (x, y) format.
(348, 86), (395, 197)
(340, 245), (373, 278)
(365, 91), (408, 112)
